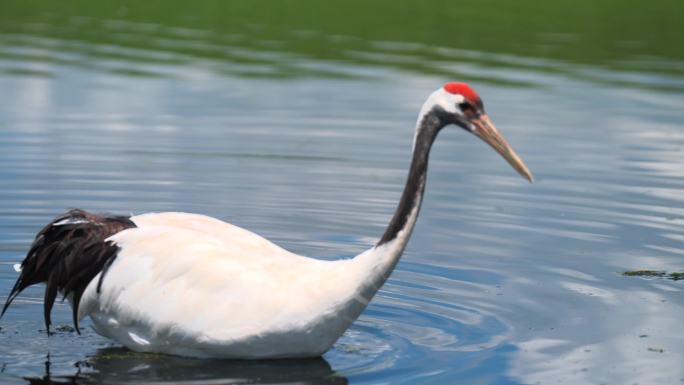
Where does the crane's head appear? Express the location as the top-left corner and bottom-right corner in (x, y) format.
(419, 82), (533, 182)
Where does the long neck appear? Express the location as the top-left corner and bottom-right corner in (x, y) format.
(352, 110), (444, 296)
(377, 114), (440, 247)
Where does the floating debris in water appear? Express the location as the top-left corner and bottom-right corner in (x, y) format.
(622, 270), (684, 281)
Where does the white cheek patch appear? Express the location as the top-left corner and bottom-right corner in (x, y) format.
(416, 88), (464, 126)
(413, 88), (466, 150)
(437, 91), (464, 114)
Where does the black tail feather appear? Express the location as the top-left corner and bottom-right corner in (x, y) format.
(44, 272), (59, 332)
(1, 209), (136, 333)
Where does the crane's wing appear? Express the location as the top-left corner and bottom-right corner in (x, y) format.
(77, 212), (356, 343)
(128, 212), (295, 259)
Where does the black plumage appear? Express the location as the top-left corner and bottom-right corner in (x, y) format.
(1, 209), (135, 333)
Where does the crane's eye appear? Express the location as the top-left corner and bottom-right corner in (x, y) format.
(458, 102), (477, 118)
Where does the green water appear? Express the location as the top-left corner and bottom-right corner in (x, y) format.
(1, 0), (682, 83)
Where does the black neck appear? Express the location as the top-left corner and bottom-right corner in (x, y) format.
(377, 109), (446, 246)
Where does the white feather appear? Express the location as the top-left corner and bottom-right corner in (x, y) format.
(52, 218), (90, 226)
(79, 212), (389, 358)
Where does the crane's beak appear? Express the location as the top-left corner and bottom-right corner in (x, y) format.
(471, 114), (534, 183)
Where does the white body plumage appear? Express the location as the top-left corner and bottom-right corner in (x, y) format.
(79, 212), (414, 358)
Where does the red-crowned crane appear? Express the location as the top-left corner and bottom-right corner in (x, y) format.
(2, 83), (533, 358)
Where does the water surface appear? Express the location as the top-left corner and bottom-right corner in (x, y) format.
(0, 2), (683, 384)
